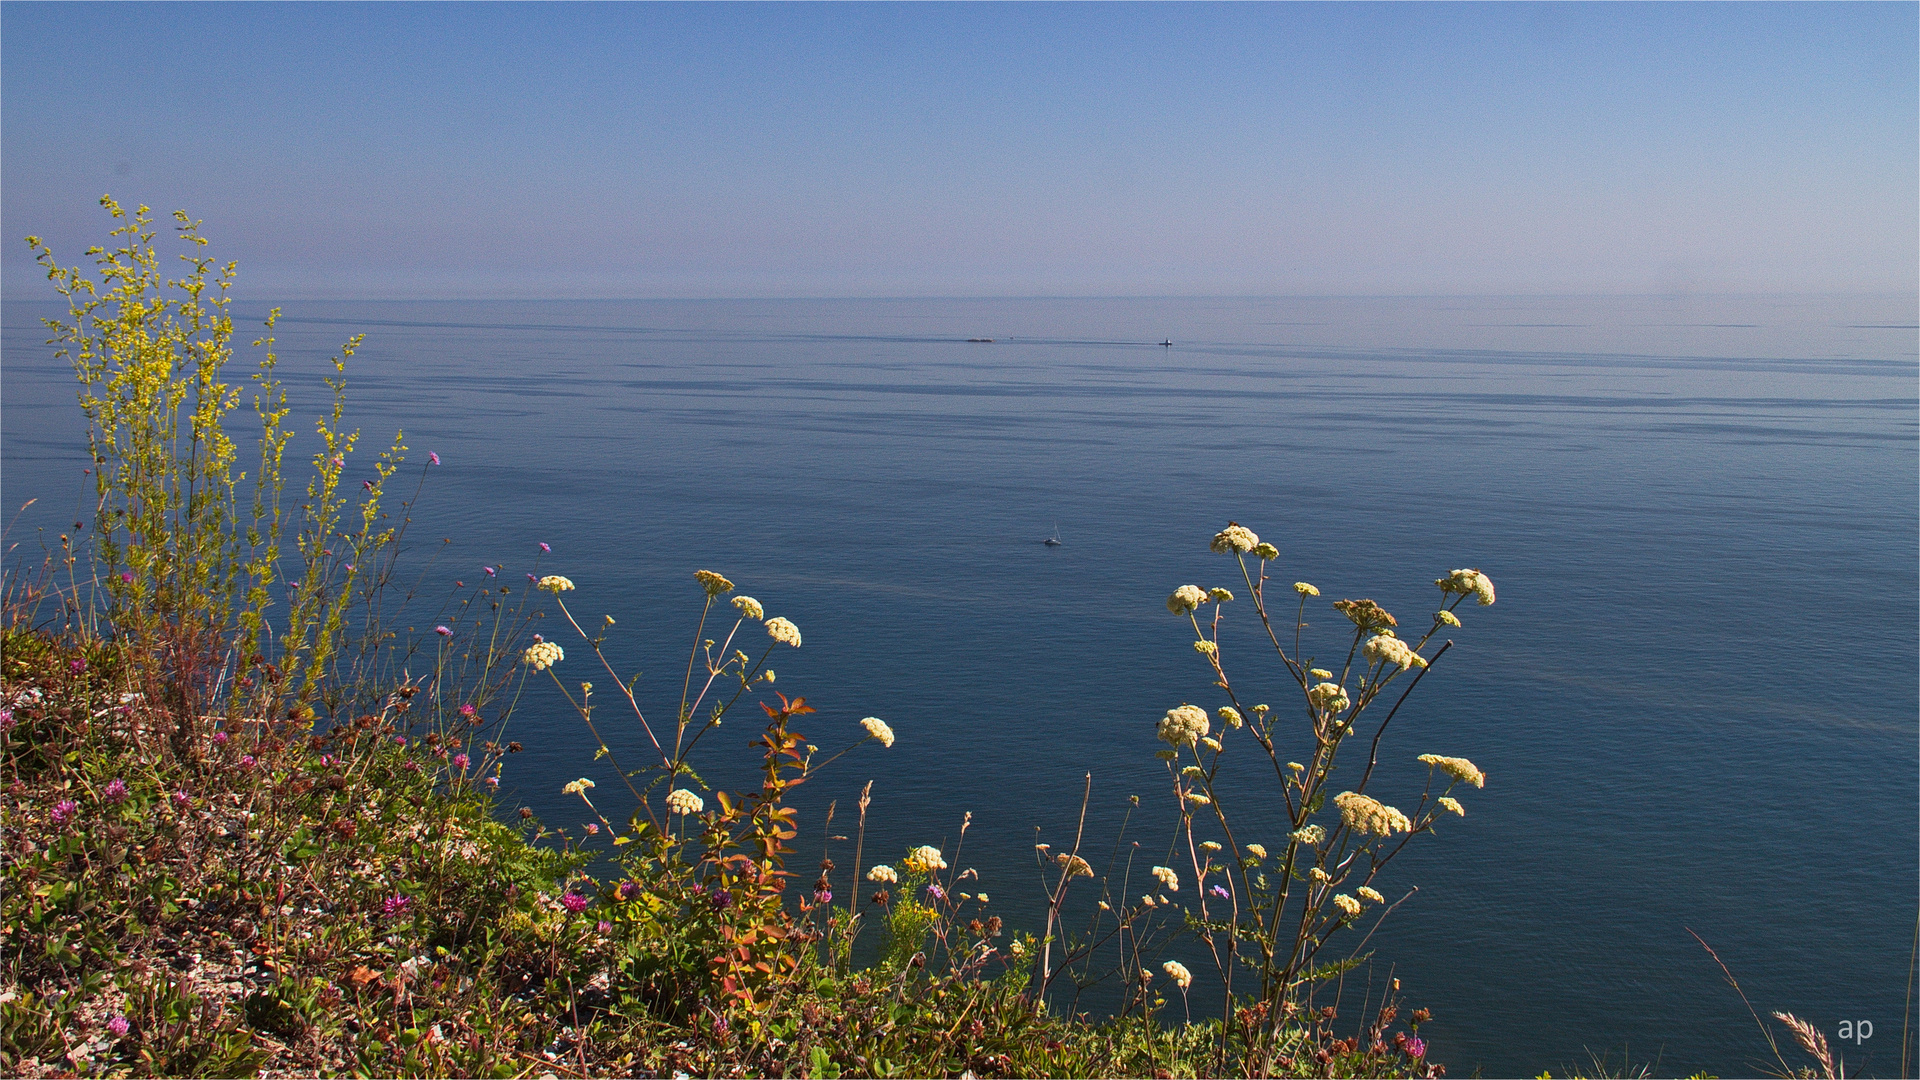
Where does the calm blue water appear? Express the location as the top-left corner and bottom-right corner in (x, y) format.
(5, 295), (1916, 1077)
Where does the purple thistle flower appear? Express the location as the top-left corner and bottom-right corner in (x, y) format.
(619, 880), (642, 901)
(106, 1015), (129, 1038)
(451, 754), (469, 770)
(429, 451), (441, 466)
(50, 799), (78, 825)
(539, 542), (550, 553)
(239, 755), (256, 769)
(708, 887), (732, 911)
(459, 703), (477, 718)
(395, 736), (406, 746)
(561, 892), (589, 914)
(103, 778), (128, 802)
(435, 625), (452, 637)
(119, 571), (134, 584)
(483, 566), (496, 577)
(925, 884), (945, 901)
(596, 919), (612, 935)
(1405, 1037), (1426, 1059)
(1210, 884), (1230, 900)
(213, 731), (229, 745)
(382, 894), (410, 918)
(813, 888), (833, 904)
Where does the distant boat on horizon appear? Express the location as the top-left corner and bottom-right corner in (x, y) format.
(967, 337), (994, 343)
(1160, 339), (1173, 347)
(1044, 524), (1062, 546)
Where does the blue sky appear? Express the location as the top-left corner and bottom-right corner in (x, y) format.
(3, 2), (1914, 298)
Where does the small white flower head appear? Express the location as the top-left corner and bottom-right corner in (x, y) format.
(665, 788), (704, 816)
(1211, 523), (1259, 554)
(1217, 706), (1242, 728)
(1307, 682), (1350, 713)
(562, 778), (595, 796)
(694, 569), (734, 596)
(976, 893), (988, 903)
(1438, 796), (1466, 817)
(1167, 585), (1208, 614)
(760, 669), (776, 683)
(1244, 843), (1267, 859)
(860, 717), (895, 748)
(1294, 581), (1320, 597)
(1333, 893), (1362, 917)
(731, 595), (764, 620)
(1008, 938), (1027, 958)
(1183, 791), (1212, 806)
(1437, 568), (1495, 606)
(1180, 765), (1205, 780)
(1357, 886), (1385, 903)
(1309, 866), (1332, 883)
(523, 641), (565, 671)
(1418, 754), (1486, 788)
(903, 845), (948, 873)
(867, 864), (898, 883)
(1435, 609), (1461, 627)
(1055, 853), (1094, 877)
(1162, 960), (1193, 989)
(1208, 587), (1234, 603)
(1194, 640), (1218, 656)
(1364, 633), (1427, 673)
(1151, 865), (1180, 892)
(1200, 736), (1223, 752)
(1156, 704), (1210, 748)
(1253, 542), (1280, 561)
(765, 617), (802, 647)
(1286, 761), (1305, 772)
(537, 575), (575, 593)
(1291, 824), (1326, 846)
(1333, 791), (1413, 836)
(1308, 668), (1332, 680)
(1199, 840), (1222, 853)
(1142, 894), (1159, 907)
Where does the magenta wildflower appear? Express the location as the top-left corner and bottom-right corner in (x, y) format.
(435, 625), (452, 637)
(382, 894), (410, 918)
(451, 753), (469, 770)
(1405, 1037), (1426, 1058)
(459, 703), (477, 718)
(362, 479), (374, 492)
(485, 776), (500, 789)
(926, 884), (945, 901)
(561, 893), (589, 914)
(483, 566), (496, 577)
(429, 451), (441, 466)
(539, 542), (550, 553)
(1209, 884), (1230, 900)
(596, 919), (612, 935)
(103, 778), (128, 802)
(395, 736), (406, 746)
(213, 731), (229, 745)
(50, 799), (78, 825)
(106, 1015), (130, 1038)
(584, 822), (599, 834)
(402, 760), (420, 773)
(119, 571), (134, 584)
(68, 658), (85, 674)
(172, 790), (190, 807)
(813, 888), (832, 904)
(619, 880), (642, 901)
(526, 573), (536, 581)
(708, 887), (732, 911)
(239, 755), (256, 769)
(0, 707), (14, 732)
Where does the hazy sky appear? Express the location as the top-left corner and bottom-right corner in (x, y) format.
(3, 2), (1914, 298)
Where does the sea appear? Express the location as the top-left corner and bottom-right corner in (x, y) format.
(4, 294), (1916, 1078)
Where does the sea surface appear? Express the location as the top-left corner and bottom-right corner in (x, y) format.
(4, 294), (1916, 1077)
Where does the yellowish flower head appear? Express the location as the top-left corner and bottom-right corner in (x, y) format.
(1055, 853), (1094, 877)
(1435, 609), (1461, 627)
(1183, 791), (1212, 806)
(562, 777), (595, 796)
(1357, 886), (1384, 903)
(1157, 704), (1210, 748)
(1417, 754), (1486, 788)
(523, 641), (565, 671)
(1291, 824), (1326, 846)
(1244, 843), (1267, 859)
(1217, 706), (1242, 727)
(1364, 633), (1427, 673)
(1438, 796), (1466, 817)
(867, 864), (898, 883)
(537, 575), (575, 593)
(1181, 765), (1205, 780)
(1253, 542), (1280, 561)
(1294, 581), (1320, 597)
(1209, 587), (1234, 603)
(1155, 749), (1178, 762)
(1307, 682), (1350, 713)
(1309, 866), (1332, 883)
(1167, 585), (1208, 614)
(765, 617), (802, 647)
(1162, 960), (1193, 988)
(665, 788), (704, 816)
(1308, 668), (1332, 679)
(1333, 791), (1413, 836)
(731, 595), (764, 620)
(1200, 736), (1223, 752)
(903, 845), (948, 873)
(1211, 523), (1259, 554)
(1199, 840), (1222, 853)
(694, 569), (735, 597)
(1151, 865), (1180, 892)
(860, 716), (895, 748)
(1194, 640), (1218, 656)
(1333, 893), (1362, 917)
(1437, 569), (1495, 606)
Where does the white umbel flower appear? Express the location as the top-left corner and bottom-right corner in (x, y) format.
(1333, 791), (1412, 836)
(860, 717), (895, 748)
(903, 845), (947, 873)
(537, 575), (575, 593)
(1418, 754), (1486, 788)
(1162, 960), (1193, 988)
(665, 789), (704, 816)
(765, 617), (802, 647)
(731, 595), (764, 620)
(866, 864), (898, 883)
(1307, 682), (1350, 713)
(1363, 633), (1426, 672)
(562, 778), (595, 795)
(523, 641), (564, 671)
(1157, 704), (1210, 748)
(1211, 523), (1259, 554)
(1151, 865), (1180, 892)
(1437, 568), (1495, 606)
(1333, 893), (1362, 917)
(1167, 585), (1207, 614)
